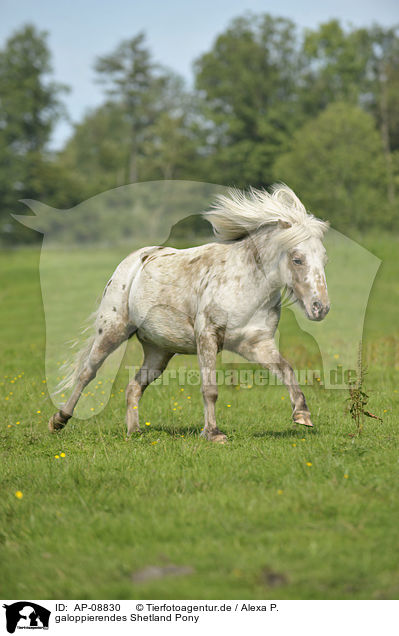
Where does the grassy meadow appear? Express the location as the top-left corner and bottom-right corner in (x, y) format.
(1, 235), (399, 600)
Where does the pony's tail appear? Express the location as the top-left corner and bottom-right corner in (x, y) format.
(53, 309), (98, 396)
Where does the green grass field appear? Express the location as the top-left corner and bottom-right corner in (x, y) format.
(1, 236), (399, 600)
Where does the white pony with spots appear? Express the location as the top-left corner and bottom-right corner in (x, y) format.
(49, 184), (330, 442)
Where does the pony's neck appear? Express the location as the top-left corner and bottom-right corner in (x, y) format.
(236, 227), (284, 292)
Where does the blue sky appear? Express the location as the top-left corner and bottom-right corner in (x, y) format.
(1, 0), (398, 148)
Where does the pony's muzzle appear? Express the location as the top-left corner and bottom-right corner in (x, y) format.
(311, 300), (330, 321)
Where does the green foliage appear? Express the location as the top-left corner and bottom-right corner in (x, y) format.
(0, 25), (76, 242)
(301, 20), (372, 114)
(58, 102), (130, 196)
(93, 34), (202, 184)
(0, 24), (74, 243)
(0, 24), (66, 151)
(347, 346), (382, 435)
(194, 14), (303, 185)
(273, 102), (392, 230)
(2, 17), (399, 243)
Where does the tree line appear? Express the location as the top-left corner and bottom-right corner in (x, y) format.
(1, 15), (398, 243)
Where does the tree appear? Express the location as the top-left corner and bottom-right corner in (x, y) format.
(0, 24), (68, 242)
(300, 20), (372, 115)
(273, 103), (390, 231)
(94, 32), (183, 183)
(62, 63), (201, 188)
(366, 25), (399, 204)
(58, 102), (130, 196)
(141, 111), (200, 180)
(301, 21), (399, 204)
(194, 14), (303, 186)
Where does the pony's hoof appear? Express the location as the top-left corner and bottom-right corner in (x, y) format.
(48, 412), (68, 432)
(293, 411), (313, 427)
(209, 432), (228, 444)
(200, 429), (228, 443)
(212, 434), (228, 444)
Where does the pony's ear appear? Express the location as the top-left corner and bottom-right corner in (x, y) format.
(278, 219), (292, 229)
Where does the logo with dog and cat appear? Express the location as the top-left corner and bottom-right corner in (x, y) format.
(2, 602), (51, 633)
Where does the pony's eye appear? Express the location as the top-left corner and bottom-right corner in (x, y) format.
(292, 258), (302, 265)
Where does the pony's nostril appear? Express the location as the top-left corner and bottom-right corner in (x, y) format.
(312, 301), (322, 315)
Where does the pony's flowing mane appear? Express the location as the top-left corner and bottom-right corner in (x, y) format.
(204, 184), (329, 248)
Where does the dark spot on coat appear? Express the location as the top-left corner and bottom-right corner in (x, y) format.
(122, 285), (126, 290)
(113, 307), (117, 312)
(251, 246), (262, 268)
(141, 254), (149, 263)
(189, 256), (201, 264)
(98, 328), (103, 334)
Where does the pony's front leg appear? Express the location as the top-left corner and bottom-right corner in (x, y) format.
(196, 331), (227, 443)
(236, 336), (313, 428)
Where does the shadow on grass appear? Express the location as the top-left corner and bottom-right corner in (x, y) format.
(144, 424), (202, 437)
(252, 428), (318, 438)
(137, 423), (318, 440)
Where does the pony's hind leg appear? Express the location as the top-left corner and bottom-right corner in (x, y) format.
(125, 342), (173, 437)
(197, 331), (227, 443)
(49, 248), (145, 432)
(49, 325), (130, 432)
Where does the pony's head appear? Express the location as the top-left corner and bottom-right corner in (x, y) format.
(279, 233), (330, 321)
(205, 183), (330, 321)
(269, 188), (330, 321)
